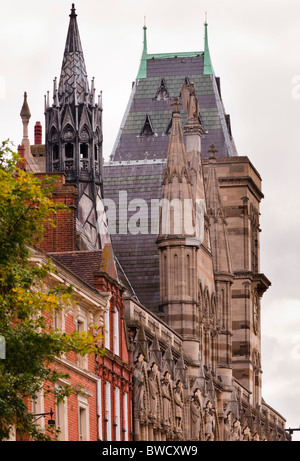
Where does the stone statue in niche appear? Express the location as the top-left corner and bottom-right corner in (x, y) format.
(243, 425), (252, 441)
(181, 81), (199, 121)
(148, 362), (159, 419)
(190, 388), (201, 440)
(223, 411), (233, 441)
(161, 371), (172, 426)
(174, 380), (184, 429)
(232, 418), (242, 441)
(204, 400), (216, 441)
(133, 353), (146, 417)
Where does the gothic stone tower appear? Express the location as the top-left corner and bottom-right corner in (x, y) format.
(45, 4), (109, 250)
(156, 90), (218, 378)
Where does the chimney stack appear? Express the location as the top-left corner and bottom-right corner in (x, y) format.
(34, 121), (42, 145)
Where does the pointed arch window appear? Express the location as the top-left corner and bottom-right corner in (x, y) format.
(64, 143), (74, 170)
(80, 143), (88, 159)
(52, 144), (59, 171)
(174, 253), (179, 296)
(65, 143), (74, 159)
(80, 143), (89, 171)
(50, 126), (58, 142)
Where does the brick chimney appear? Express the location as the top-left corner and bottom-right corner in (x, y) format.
(34, 121), (42, 145)
(17, 144), (26, 170)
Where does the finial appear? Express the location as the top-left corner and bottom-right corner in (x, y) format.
(171, 96), (181, 113)
(144, 16), (147, 28)
(203, 19), (214, 75)
(70, 3), (77, 18)
(98, 91), (103, 110)
(137, 20), (148, 79)
(20, 91), (31, 118)
(208, 143), (218, 159)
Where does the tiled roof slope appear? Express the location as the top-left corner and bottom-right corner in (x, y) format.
(103, 160), (165, 310)
(49, 249), (136, 299)
(103, 26), (239, 311)
(111, 46), (237, 161)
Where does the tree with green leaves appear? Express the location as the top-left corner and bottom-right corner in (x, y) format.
(0, 141), (105, 441)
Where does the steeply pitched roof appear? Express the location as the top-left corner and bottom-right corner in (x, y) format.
(103, 23), (238, 310)
(111, 23), (237, 162)
(58, 3), (89, 106)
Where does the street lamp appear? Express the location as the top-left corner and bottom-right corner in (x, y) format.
(32, 408), (55, 427)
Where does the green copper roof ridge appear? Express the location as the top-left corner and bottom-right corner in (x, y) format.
(203, 21), (214, 75)
(147, 51), (204, 59)
(137, 25), (148, 79)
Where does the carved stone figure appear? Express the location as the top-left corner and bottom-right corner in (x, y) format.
(133, 353), (145, 416)
(191, 388), (201, 440)
(148, 362), (159, 418)
(174, 380), (184, 428)
(253, 432), (260, 441)
(181, 82), (199, 121)
(243, 425), (252, 441)
(161, 371), (172, 425)
(232, 418), (242, 441)
(204, 400), (215, 441)
(223, 411), (232, 441)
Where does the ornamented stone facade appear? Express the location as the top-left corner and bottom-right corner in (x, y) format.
(17, 4), (290, 441)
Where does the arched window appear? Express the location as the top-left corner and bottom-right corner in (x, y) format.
(64, 143), (74, 170)
(186, 253), (191, 296)
(80, 143), (88, 159)
(174, 253), (179, 296)
(65, 143), (74, 159)
(52, 144), (59, 161)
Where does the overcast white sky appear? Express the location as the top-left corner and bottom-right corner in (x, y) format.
(1, 0), (300, 439)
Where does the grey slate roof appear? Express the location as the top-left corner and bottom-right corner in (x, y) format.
(103, 48), (239, 311)
(111, 54), (237, 162)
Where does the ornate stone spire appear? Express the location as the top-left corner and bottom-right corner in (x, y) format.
(45, 4), (108, 250)
(58, 3), (89, 106)
(163, 97), (190, 182)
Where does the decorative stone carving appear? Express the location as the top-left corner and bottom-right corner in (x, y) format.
(133, 353), (146, 417)
(190, 388), (202, 441)
(174, 380), (184, 429)
(223, 411), (233, 441)
(161, 371), (172, 427)
(148, 362), (159, 419)
(204, 400), (216, 441)
(232, 418), (242, 441)
(181, 81), (200, 121)
(243, 425), (252, 441)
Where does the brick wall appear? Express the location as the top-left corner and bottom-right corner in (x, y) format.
(36, 173), (78, 253)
